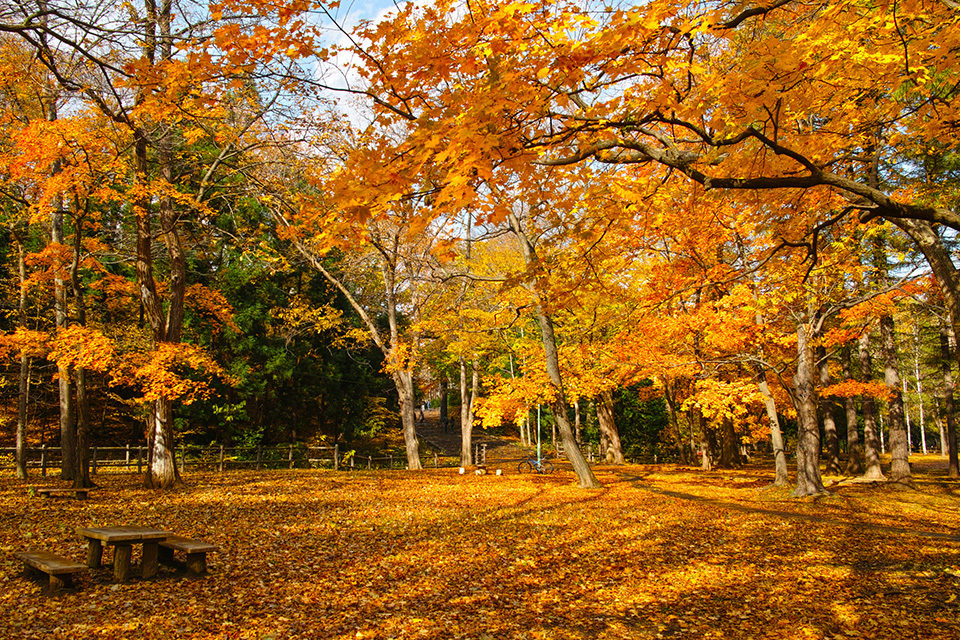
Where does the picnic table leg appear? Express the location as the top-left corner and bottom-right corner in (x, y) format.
(142, 542), (160, 579)
(113, 544), (132, 582)
(86, 538), (103, 569)
(48, 573), (72, 594)
(185, 552), (207, 575)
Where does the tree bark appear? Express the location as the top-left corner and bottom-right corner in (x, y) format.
(144, 398), (178, 489)
(394, 369), (422, 470)
(718, 414), (739, 468)
(858, 331), (885, 479)
(15, 239), (29, 480)
(755, 366), (789, 485)
(880, 314), (911, 482)
(596, 389), (624, 464)
(459, 357), (473, 466)
(69, 212), (93, 489)
(439, 376), (448, 432)
(841, 346), (863, 475)
(53, 199), (75, 480)
(939, 319), (960, 477)
(663, 378), (690, 465)
(816, 346), (842, 475)
(508, 211), (600, 488)
(792, 322), (826, 497)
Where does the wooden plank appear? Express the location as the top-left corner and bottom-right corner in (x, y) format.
(77, 526), (169, 542)
(159, 535), (218, 554)
(15, 550), (86, 575)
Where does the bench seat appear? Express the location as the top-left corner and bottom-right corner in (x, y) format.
(158, 536), (217, 575)
(15, 550), (86, 593)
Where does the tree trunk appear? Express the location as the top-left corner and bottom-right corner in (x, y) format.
(15, 239), (28, 480)
(793, 322), (826, 497)
(574, 400), (581, 445)
(69, 216), (93, 489)
(816, 346), (842, 475)
(842, 346), (863, 475)
(44, 81), (75, 481)
(756, 366), (789, 485)
(459, 357), (473, 466)
(536, 308), (600, 487)
(144, 398), (178, 489)
(73, 368), (93, 488)
(880, 314), (911, 482)
(663, 378), (690, 465)
(396, 369), (422, 470)
(858, 331), (885, 479)
(596, 389), (624, 464)
(718, 414), (739, 468)
(939, 319), (960, 477)
(508, 210), (600, 488)
(439, 376), (448, 432)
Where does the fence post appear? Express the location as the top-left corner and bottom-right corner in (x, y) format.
(434, 452), (438, 468)
(41, 444), (47, 477)
(288, 443), (295, 469)
(219, 445), (225, 472)
(481, 443), (487, 465)
(350, 455), (355, 469)
(333, 444), (339, 471)
(125, 444), (131, 469)
(256, 446), (262, 470)
(367, 455), (372, 470)
(91, 447), (98, 475)
(389, 453), (393, 469)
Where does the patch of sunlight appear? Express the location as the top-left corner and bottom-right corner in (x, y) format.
(831, 602), (860, 627)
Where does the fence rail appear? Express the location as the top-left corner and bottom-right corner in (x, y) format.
(0, 442), (659, 476)
(0, 444), (466, 476)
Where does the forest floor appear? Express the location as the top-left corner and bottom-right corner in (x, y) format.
(2, 461), (959, 639)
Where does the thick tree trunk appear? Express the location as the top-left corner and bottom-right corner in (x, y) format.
(73, 368), (93, 488)
(816, 346), (842, 475)
(890, 218), (960, 383)
(459, 357), (473, 466)
(858, 331), (885, 479)
(842, 346), (863, 475)
(536, 309), (600, 487)
(793, 322), (826, 497)
(880, 314), (911, 482)
(939, 320), (960, 477)
(395, 369), (422, 470)
(596, 389), (624, 464)
(756, 367), (789, 485)
(718, 415), (739, 468)
(144, 399), (178, 489)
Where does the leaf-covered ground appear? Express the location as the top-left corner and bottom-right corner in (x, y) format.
(3, 462), (960, 639)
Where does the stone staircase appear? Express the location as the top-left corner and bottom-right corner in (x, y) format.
(415, 410), (537, 466)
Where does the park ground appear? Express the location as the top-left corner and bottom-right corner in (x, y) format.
(2, 460), (960, 639)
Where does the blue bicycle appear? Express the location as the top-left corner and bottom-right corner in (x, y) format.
(518, 458), (554, 474)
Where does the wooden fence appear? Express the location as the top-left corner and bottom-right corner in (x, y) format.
(0, 444), (465, 476)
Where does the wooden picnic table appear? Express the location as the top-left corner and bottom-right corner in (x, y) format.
(77, 526), (170, 582)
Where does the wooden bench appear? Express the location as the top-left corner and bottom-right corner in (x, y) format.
(15, 550), (86, 594)
(158, 536), (217, 575)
